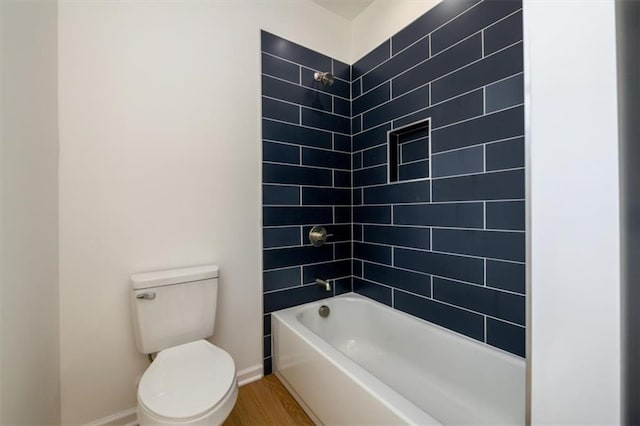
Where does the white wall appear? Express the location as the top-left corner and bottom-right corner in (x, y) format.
(0, 0), (60, 424)
(524, 0), (621, 423)
(58, 1), (350, 423)
(350, 0), (441, 63)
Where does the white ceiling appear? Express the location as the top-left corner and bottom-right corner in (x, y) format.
(311, 0), (374, 20)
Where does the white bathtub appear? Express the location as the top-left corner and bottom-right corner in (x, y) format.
(272, 293), (525, 425)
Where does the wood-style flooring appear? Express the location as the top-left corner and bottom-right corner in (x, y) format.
(224, 375), (314, 426)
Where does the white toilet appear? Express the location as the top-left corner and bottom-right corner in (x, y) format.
(130, 265), (238, 425)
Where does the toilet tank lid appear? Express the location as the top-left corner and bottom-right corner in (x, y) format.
(131, 265), (219, 290)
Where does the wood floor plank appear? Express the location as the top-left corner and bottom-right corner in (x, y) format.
(224, 375), (314, 426)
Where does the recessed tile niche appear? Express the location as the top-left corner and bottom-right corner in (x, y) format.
(388, 119), (430, 183)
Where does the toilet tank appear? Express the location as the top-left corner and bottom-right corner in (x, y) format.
(130, 265), (219, 354)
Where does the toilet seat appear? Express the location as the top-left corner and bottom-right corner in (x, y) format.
(138, 339), (236, 422)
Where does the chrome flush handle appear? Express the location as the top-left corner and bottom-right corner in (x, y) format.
(136, 292), (156, 300)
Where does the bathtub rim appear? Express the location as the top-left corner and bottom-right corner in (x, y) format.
(276, 292), (526, 364)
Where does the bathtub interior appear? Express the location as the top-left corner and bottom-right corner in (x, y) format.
(279, 293), (525, 425)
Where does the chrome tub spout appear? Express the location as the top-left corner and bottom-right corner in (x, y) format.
(316, 278), (331, 292)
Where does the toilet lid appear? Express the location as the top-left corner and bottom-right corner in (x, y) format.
(138, 340), (236, 420)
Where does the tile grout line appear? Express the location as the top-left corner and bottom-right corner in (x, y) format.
(354, 35), (522, 105)
(354, 0), (485, 82)
(355, 258), (525, 296)
(352, 86), (523, 137)
(355, 278), (525, 328)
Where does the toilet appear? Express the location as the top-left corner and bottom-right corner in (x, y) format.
(130, 265), (238, 425)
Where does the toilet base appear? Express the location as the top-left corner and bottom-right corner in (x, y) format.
(137, 377), (238, 426)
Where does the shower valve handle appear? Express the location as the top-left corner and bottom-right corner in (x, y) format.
(309, 226), (332, 247)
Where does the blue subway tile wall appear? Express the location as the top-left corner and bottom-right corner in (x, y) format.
(351, 0), (524, 358)
(261, 31), (353, 373)
(262, 0), (525, 374)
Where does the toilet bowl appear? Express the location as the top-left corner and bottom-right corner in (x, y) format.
(137, 340), (238, 425)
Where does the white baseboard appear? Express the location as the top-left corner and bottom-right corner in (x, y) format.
(85, 407), (137, 426)
(85, 364), (264, 425)
(237, 363), (263, 386)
